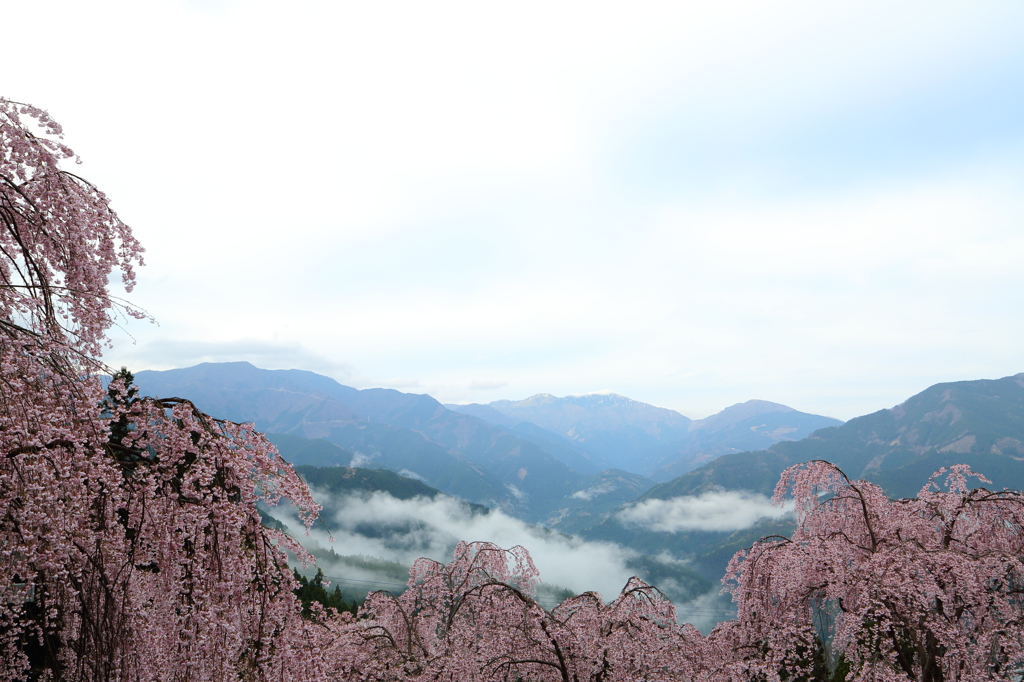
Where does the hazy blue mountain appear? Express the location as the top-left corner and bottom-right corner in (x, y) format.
(579, 374), (1024, 595)
(134, 363), (590, 521)
(298, 422), (522, 509)
(508, 422), (612, 475)
(133, 362), (362, 425)
(319, 388), (593, 521)
(649, 400), (844, 481)
(481, 393), (840, 479)
(135, 363), (523, 509)
(444, 403), (520, 429)
(446, 403), (613, 474)
(373, 407), (589, 522)
(645, 373), (1024, 501)
(690, 399), (796, 433)
(486, 393), (693, 473)
(134, 362), (842, 519)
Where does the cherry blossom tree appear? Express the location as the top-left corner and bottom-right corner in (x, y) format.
(722, 460), (1024, 681)
(0, 99), (325, 682)
(343, 540), (711, 682)
(304, 459), (1024, 682)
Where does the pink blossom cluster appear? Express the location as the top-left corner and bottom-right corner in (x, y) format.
(721, 460), (1024, 680)
(1, 99), (327, 682)
(322, 461), (1024, 681)
(307, 540), (714, 682)
(0, 99), (145, 358)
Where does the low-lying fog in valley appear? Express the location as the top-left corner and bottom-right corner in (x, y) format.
(618, 491), (792, 532)
(269, 486), (795, 630)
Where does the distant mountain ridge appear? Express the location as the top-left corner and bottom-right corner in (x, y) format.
(481, 393), (691, 473)
(153, 364), (1024, 626)
(135, 363), (585, 521)
(135, 362), (843, 525)
(649, 401), (843, 481)
(452, 394), (842, 479)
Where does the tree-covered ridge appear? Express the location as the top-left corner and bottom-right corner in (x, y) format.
(266, 433), (354, 467)
(646, 372), (1024, 500)
(135, 363), (845, 521)
(133, 363), (589, 520)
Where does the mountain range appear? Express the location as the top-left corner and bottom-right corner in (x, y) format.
(644, 372), (1024, 500)
(133, 362), (840, 524)
(448, 394), (841, 480)
(582, 372), (1024, 573)
(134, 365), (1024, 517)
(134, 363), (1024, 621)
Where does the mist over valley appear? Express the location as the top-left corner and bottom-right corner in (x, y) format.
(132, 363), (1024, 630)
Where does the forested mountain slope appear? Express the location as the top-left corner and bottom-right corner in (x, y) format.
(649, 401), (843, 481)
(134, 362), (843, 523)
(645, 373), (1024, 500)
(136, 364), (677, 523)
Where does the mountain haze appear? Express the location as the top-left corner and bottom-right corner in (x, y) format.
(577, 373), (1024, 594)
(444, 403), (612, 474)
(134, 362), (846, 524)
(135, 363), (1024, 620)
(461, 394), (841, 478)
(484, 393), (693, 473)
(138, 364), (690, 523)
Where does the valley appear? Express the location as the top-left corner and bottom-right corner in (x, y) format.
(134, 363), (1024, 629)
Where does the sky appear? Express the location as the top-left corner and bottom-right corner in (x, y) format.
(5, 0), (1024, 419)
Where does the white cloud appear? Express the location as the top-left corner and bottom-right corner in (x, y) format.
(504, 484), (527, 501)
(274, 490), (645, 601)
(617, 491), (793, 533)
(397, 469), (427, 482)
(571, 483), (615, 501)
(348, 452), (373, 468)
(673, 589), (738, 636)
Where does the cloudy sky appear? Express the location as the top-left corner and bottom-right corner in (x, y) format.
(7, 1), (1024, 419)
